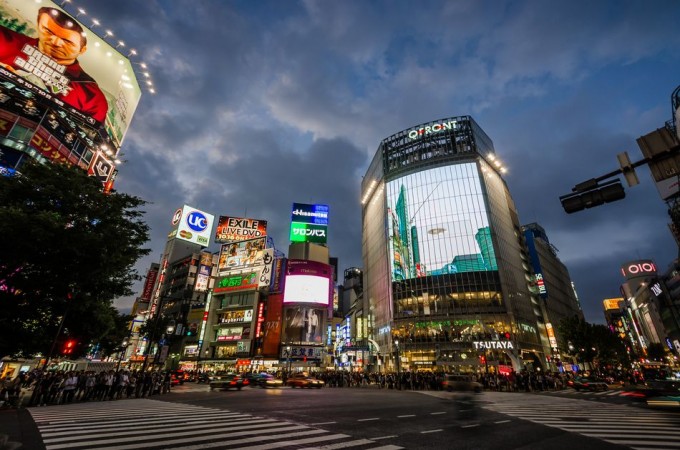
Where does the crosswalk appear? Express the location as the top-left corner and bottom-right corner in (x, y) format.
(542, 388), (626, 397)
(28, 399), (403, 450)
(484, 393), (680, 450)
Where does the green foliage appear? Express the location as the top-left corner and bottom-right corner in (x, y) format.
(0, 162), (150, 358)
(557, 315), (630, 369)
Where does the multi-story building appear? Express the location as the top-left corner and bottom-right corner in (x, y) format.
(0, 1), (142, 192)
(522, 222), (584, 366)
(361, 116), (546, 374)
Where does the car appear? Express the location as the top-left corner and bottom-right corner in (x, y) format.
(172, 370), (186, 385)
(169, 373), (181, 386)
(571, 376), (608, 392)
(196, 373), (211, 383)
(286, 374), (325, 389)
(209, 373), (249, 390)
(253, 373), (284, 388)
(441, 374), (483, 393)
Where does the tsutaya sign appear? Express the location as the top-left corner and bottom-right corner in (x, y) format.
(473, 341), (514, 350)
(408, 121), (457, 140)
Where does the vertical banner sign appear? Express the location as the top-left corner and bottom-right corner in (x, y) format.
(258, 249), (275, 288)
(140, 267), (158, 301)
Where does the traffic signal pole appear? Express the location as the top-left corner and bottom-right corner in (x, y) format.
(560, 140), (680, 213)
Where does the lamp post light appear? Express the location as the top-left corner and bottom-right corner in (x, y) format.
(395, 340), (400, 374)
(115, 340), (129, 371)
(286, 345), (292, 375)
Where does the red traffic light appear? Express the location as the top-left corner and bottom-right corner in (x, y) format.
(479, 355), (486, 364)
(63, 340), (76, 355)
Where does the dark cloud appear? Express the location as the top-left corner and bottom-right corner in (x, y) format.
(71, 0), (680, 323)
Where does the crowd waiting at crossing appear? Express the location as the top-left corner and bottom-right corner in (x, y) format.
(0, 369), (173, 408)
(0, 367), (620, 409)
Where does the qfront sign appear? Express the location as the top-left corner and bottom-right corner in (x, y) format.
(174, 205), (214, 247)
(621, 260), (657, 280)
(408, 121), (457, 140)
(473, 341), (514, 350)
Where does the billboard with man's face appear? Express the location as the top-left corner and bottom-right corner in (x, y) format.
(0, 0), (142, 152)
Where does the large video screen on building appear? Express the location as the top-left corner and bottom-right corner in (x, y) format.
(386, 163), (498, 281)
(283, 259), (332, 305)
(0, 0), (142, 149)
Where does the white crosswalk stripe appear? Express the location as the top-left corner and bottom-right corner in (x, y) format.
(542, 388), (627, 397)
(28, 399), (403, 450)
(484, 393), (680, 449)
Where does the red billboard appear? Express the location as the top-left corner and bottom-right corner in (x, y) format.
(215, 216), (268, 244)
(262, 294), (283, 356)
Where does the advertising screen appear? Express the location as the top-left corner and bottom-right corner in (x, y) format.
(386, 163), (497, 281)
(214, 216), (267, 243)
(174, 205), (214, 247)
(289, 222), (328, 244)
(283, 259), (332, 305)
(0, 0), (142, 149)
(217, 237), (267, 272)
(291, 203), (329, 225)
(281, 306), (325, 345)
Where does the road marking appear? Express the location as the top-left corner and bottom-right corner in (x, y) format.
(310, 421), (337, 425)
(397, 415), (415, 418)
(421, 429), (443, 434)
(430, 411), (446, 415)
(372, 435), (399, 440)
(358, 418), (380, 422)
(461, 424), (480, 428)
(494, 420), (511, 424)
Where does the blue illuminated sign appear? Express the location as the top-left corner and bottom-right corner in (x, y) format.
(187, 211), (208, 232)
(291, 203), (329, 225)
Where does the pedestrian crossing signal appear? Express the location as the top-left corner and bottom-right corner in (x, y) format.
(63, 340), (75, 355)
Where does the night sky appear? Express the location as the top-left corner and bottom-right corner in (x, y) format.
(68, 0), (680, 323)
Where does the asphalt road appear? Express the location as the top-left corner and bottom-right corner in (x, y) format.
(11, 383), (680, 450)
(159, 383), (675, 449)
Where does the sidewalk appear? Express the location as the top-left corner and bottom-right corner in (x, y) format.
(0, 390), (46, 450)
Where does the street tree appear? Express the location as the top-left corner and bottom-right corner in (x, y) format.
(0, 161), (150, 359)
(557, 316), (629, 370)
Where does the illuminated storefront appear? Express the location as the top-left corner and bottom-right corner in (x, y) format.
(362, 116), (545, 373)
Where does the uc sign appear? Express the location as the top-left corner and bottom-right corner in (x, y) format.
(621, 260), (657, 279)
(187, 211), (208, 232)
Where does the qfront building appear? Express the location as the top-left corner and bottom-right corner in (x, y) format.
(361, 116), (551, 374)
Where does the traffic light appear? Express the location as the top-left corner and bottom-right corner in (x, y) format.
(503, 332), (511, 340)
(479, 355), (486, 365)
(560, 180), (626, 214)
(63, 340), (75, 355)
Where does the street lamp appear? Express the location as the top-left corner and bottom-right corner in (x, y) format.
(286, 345), (292, 375)
(115, 340), (129, 371)
(395, 340), (400, 374)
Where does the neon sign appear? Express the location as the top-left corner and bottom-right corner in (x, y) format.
(408, 121), (457, 140)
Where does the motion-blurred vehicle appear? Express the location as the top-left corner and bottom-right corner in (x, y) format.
(252, 373), (284, 388)
(172, 370), (187, 384)
(286, 373), (325, 388)
(196, 373), (211, 383)
(441, 374), (483, 393)
(209, 373), (249, 391)
(571, 376), (608, 392)
(169, 372), (181, 387)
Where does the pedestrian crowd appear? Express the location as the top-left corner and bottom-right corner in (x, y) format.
(1, 369), (174, 408)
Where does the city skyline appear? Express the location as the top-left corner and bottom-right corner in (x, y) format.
(68, 0), (680, 323)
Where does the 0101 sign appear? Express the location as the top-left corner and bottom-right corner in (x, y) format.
(621, 260), (657, 279)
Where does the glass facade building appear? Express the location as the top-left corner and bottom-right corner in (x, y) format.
(362, 116), (545, 373)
